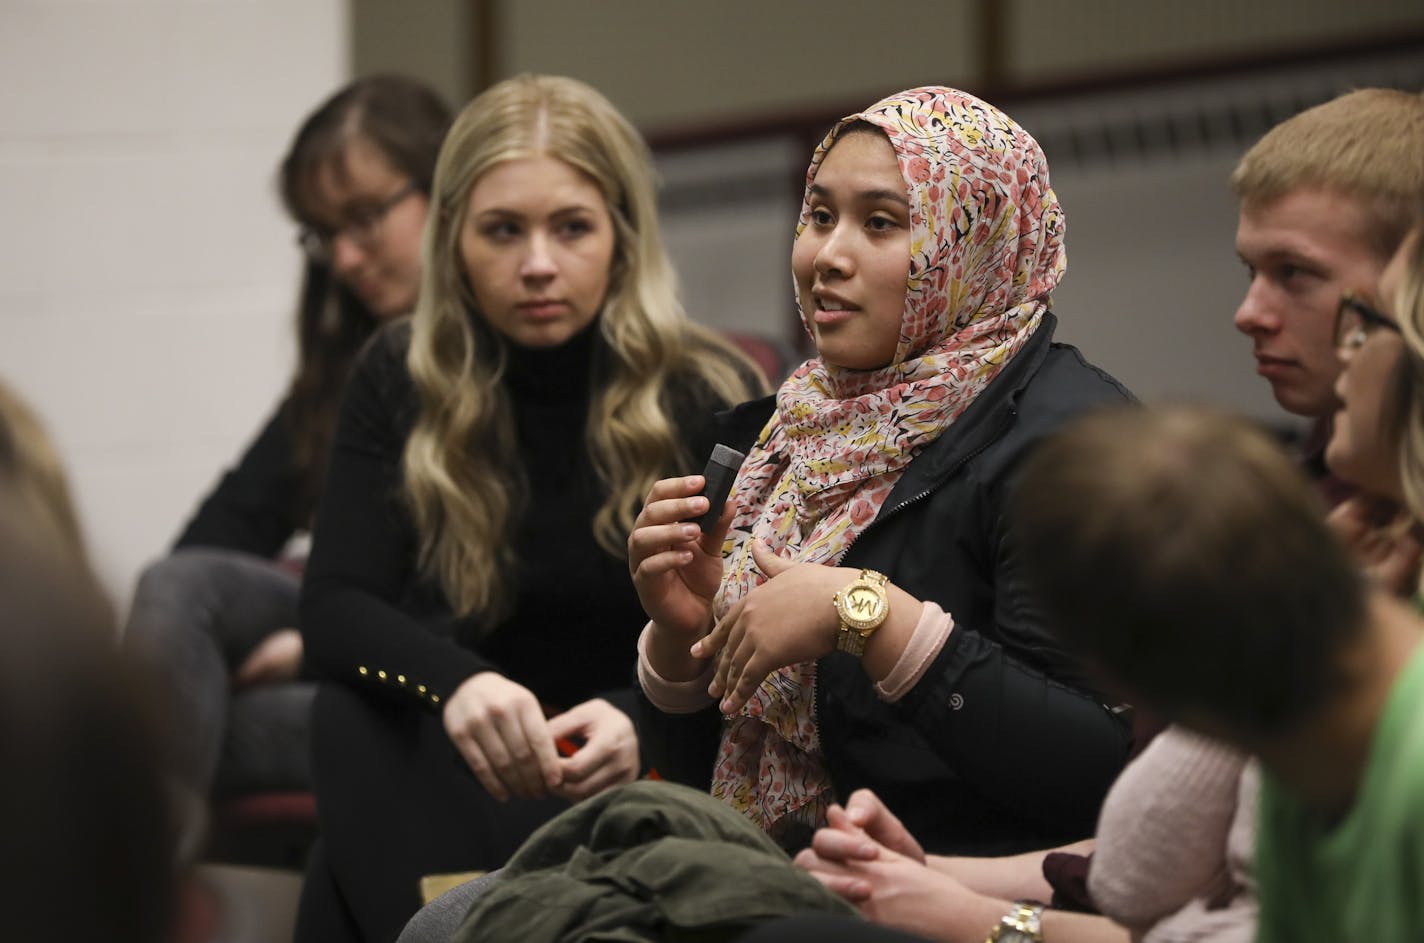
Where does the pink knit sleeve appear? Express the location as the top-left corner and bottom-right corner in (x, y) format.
(874, 601), (953, 702)
(636, 622), (717, 714)
(1088, 726), (1248, 931)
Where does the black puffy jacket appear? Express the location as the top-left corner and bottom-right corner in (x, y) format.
(636, 314), (1136, 856)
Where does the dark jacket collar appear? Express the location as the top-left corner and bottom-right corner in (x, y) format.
(880, 312), (1057, 513)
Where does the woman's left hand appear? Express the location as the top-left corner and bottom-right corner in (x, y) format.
(1327, 494), (1424, 597)
(795, 838), (982, 939)
(813, 791), (927, 865)
(234, 628), (304, 687)
(694, 539), (847, 714)
(545, 698), (640, 802)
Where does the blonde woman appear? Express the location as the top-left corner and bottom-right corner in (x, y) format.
(1326, 210), (1424, 598)
(295, 75), (763, 941)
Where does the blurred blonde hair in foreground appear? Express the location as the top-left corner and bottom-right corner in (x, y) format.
(0, 379), (183, 942)
(0, 379), (92, 574)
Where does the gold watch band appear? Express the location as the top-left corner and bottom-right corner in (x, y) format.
(836, 622), (870, 656)
(985, 900), (1045, 943)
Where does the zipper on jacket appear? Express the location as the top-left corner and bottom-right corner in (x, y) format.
(833, 408), (1015, 567)
(817, 409), (1016, 802)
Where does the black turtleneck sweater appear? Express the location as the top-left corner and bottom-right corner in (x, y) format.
(300, 321), (724, 713)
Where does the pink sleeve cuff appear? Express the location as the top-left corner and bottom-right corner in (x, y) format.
(636, 622), (718, 714)
(874, 601), (953, 702)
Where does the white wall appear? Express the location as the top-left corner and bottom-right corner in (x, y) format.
(0, 0), (348, 605)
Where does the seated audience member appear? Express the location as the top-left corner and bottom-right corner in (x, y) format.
(783, 732), (1254, 943)
(1012, 405), (1424, 943)
(123, 76), (453, 800)
(1232, 88), (1424, 497)
(295, 75), (764, 942)
(1325, 215), (1424, 597)
(631, 86), (1133, 858)
(0, 381), (192, 943)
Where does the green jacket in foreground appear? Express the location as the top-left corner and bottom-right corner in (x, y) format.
(455, 781), (856, 943)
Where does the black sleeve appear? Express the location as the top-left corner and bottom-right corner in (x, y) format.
(173, 401), (306, 556)
(819, 339), (1136, 842)
(888, 486), (1131, 836)
(893, 645), (1129, 835)
(299, 333), (496, 712)
(634, 699), (724, 789)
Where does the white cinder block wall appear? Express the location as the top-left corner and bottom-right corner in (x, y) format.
(0, 1), (349, 606)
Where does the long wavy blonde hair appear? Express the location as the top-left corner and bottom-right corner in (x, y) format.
(403, 74), (762, 628)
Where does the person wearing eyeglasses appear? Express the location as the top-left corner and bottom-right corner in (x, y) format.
(1232, 89), (1424, 502)
(123, 75), (452, 807)
(1324, 218), (1424, 602)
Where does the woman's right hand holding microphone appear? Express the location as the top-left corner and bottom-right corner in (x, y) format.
(627, 474), (734, 678)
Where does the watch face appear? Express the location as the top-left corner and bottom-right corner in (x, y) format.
(844, 586), (886, 625)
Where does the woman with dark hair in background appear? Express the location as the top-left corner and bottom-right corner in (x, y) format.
(123, 75), (452, 803)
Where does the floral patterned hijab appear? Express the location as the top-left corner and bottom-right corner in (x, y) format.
(709, 87), (1067, 840)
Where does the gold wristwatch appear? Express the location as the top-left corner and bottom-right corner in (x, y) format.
(833, 569), (890, 657)
(985, 900), (1045, 943)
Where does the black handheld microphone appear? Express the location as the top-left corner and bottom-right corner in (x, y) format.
(694, 444), (746, 533)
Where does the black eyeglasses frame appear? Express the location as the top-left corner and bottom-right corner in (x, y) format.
(1335, 291), (1400, 351)
(296, 181), (419, 263)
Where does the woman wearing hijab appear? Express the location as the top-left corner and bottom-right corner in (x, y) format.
(632, 86), (1134, 858)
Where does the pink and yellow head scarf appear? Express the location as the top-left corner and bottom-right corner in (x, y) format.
(710, 87), (1066, 840)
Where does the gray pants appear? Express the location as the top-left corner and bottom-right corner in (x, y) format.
(124, 547), (314, 795)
